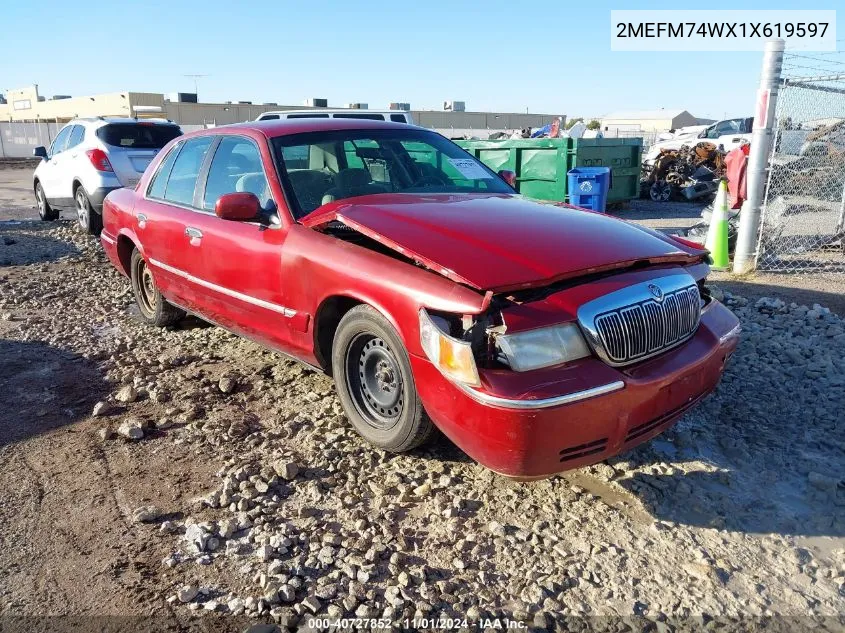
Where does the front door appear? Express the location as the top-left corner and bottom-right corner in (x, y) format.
(40, 125), (73, 204)
(176, 135), (296, 353)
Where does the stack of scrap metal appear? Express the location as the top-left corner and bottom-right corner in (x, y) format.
(640, 141), (728, 202)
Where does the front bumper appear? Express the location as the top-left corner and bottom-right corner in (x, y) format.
(411, 300), (740, 478)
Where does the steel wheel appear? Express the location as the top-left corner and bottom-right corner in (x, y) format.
(344, 334), (404, 430)
(133, 255), (158, 317)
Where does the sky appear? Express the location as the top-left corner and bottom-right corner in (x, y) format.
(1, 0), (841, 121)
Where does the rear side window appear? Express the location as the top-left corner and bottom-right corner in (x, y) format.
(96, 123), (182, 149)
(287, 113), (330, 119)
(67, 125), (85, 149)
(390, 114), (407, 123)
(260, 114), (280, 120)
(147, 142), (183, 199)
(162, 137), (213, 206)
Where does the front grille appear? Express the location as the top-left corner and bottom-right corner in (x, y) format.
(592, 284), (701, 366)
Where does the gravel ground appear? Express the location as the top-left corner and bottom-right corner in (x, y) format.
(0, 206), (843, 630)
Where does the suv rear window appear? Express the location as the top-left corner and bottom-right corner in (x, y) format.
(96, 123), (182, 149)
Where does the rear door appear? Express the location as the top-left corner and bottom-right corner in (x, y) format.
(177, 134), (294, 351)
(139, 135), (214, 312)
(97, 123), (183, 188)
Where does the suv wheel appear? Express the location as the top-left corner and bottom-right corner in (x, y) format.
(74, 186), (103, 236)
(35, 182), (59, 221)
(332, 305), (435, 452)
(130, 249), (185, 327)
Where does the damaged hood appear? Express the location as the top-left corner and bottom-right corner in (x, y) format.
(303, 194), (702, 292)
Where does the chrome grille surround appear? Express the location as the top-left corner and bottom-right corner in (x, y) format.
(576, 274), (701, 367)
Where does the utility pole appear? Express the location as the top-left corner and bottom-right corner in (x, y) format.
(733, 39), (785, 274)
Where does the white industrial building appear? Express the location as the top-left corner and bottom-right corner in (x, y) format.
(600, 109), (701, 135)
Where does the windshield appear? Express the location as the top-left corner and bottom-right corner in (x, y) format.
(271, 128), (512, 218)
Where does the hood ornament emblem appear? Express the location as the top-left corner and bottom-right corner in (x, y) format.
(648, 284), (664, 302)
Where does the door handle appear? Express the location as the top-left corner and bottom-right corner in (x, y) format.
(185, 227), (203, 239)
(137, 213), (148, 228)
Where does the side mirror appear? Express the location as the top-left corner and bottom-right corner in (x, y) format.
(33, 146), (48, 160)
(498, 169), (517, 188)
(215, 192), (260, 221)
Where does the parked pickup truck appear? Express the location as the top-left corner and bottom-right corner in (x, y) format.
(100, 118), (741, 478)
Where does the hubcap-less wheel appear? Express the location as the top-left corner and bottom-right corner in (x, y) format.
(133, 256), (158, 316)
(75, 189), (89, 229)
(345, 334), (404, 430)
(650, 180), (672, 202)
(36, 186), (47, 215)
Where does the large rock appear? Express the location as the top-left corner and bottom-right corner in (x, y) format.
(117, 418), (145, 440)
(273, 460), (299, 481)
(114, 385), (138, 403)
(177, 584), (199, 603)
(132, 505), (164, 524)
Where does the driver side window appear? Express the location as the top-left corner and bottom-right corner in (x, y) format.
(203, 136), (271, 211)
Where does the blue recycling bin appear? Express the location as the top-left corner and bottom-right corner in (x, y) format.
(567, 167), (612, 212)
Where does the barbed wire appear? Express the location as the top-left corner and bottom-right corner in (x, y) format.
(782, 49), (845, 80)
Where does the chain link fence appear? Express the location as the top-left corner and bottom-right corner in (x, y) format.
(756, 53), (845, 274)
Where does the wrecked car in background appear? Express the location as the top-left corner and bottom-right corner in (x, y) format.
(641, 141), (730, 202)
(100, 119), (741, 478)
(643, 117), (753, 166)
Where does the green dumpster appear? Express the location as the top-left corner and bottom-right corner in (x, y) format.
(453, 137), (642, 206)
(570, 138), (642, 205)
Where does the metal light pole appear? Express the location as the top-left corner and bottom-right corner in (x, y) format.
(733, 39), (785, 274)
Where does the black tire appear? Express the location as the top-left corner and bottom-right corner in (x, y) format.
(74, 185), (103, 236)
(35, 182), (59, 221)
(332, 305), (435, 452)
(130, 249), (185, 327)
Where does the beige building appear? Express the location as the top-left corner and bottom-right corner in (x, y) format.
(600, 109), (700, 135)
(0, 85), (560, 134)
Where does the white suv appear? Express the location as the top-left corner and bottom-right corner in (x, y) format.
(255, 110), (415, 125)
(32, 118), (182, 234)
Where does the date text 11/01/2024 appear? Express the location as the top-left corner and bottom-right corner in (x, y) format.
(307, 617), (527, 629)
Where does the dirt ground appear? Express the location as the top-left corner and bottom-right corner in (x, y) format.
(0, 166), (843, 631)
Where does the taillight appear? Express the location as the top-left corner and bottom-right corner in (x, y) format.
(86, 148), (113, 172)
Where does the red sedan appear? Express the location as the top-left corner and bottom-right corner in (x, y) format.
(101, 119), (740, 478)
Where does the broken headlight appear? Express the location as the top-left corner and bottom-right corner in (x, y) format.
(496, 323), (591, 372)
(419, 309), (480, 387)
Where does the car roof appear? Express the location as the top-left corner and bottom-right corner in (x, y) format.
(186, 118), (421, 139)
(70, 117), (179, 127)
(260, 109), (408, 116)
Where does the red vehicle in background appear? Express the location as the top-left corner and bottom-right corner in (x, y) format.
(101, 119), (740, 478)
